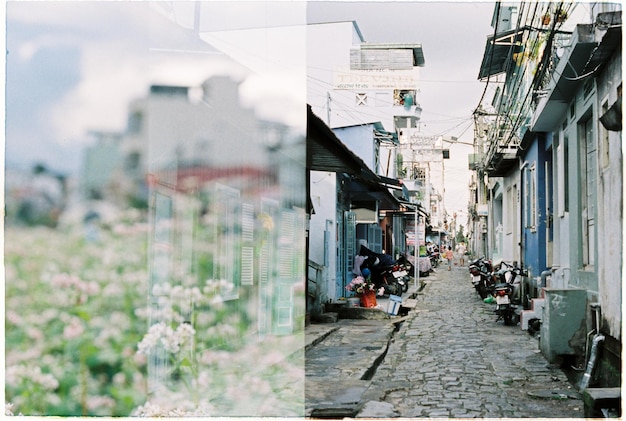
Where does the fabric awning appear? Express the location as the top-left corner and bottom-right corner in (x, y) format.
(478, 28), (524, 80)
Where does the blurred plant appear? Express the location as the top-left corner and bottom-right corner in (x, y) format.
(5, 214), (149, 416)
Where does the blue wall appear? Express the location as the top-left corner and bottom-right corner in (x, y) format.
(521, 133), (549, 277)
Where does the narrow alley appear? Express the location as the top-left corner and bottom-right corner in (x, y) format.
(305, 264), (585, 418)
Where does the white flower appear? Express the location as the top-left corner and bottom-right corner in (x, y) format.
(63, 316), (85, 339)
(6, 364), (59, 391)
(86, 395), (116, 411)
(137, 322), (195, 355)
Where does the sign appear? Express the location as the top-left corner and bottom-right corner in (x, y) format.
(405, 219), (426, 246)
(477, 204), (489, 216)
(333, 68), (418, 90)
(409, 132), (437, 147)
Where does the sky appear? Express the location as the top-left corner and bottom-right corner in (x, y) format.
(308, 1), (496, 218)
(4, 0), (497, 220)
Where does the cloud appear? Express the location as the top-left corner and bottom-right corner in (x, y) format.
(8, 2), (250, 147)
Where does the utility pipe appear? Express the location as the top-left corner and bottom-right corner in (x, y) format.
(578, 304), (605, 392)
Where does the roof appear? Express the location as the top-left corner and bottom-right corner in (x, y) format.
(306, 105), (402, 211)
(307, 105), (378, 182)
(360, 42), (425, 67)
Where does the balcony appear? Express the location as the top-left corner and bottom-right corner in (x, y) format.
(483, 143), (518, 177)
(468, 153), (484, 170)
(531, 24), (596, 131)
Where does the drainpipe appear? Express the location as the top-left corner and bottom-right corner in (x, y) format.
(578, 303), (605, 392)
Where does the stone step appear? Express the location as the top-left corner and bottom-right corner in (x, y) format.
(582, 387), (621, 417)
(520, 298), (545, 331)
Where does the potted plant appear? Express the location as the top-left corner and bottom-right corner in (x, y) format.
(345, 275), (382, 308)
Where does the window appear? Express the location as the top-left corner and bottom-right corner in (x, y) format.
(579, 115), (596, 268)
(557, 128), (570, 216)
(525, 164), (536, 231)
(600, 99), (610, 168)
(356, 93), (367, 106)
(563, 136), (569, 212)
(506, 185), (517, 235)
(393, 89), (416, 107)
(125, 151), (141, 171)
(412, 166), (426, 183)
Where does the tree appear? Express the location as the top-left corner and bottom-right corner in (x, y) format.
(455, 224), (467, 244)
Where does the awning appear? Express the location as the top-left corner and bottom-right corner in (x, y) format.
(581, 15), (621, 75)
(307, 104), (402, 211)
(395, 199), (429, 217)
(307, 105), (378, 182)
(478, 28), (524, 80)
(350, 178), (400, 211)
(531, 25), (597, 131)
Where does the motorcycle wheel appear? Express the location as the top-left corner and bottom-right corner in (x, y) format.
(503, 311), (518, 326)
(477, 285), (489, 299)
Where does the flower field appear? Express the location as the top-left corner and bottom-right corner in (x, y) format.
(5, 208), (305, 417)
(5, 210), (150, 416)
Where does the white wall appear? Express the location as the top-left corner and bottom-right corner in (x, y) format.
(309, 171), (337, 301)
(595, 47), (622, 340)
(501, 171), (521, 264)
(334, 124), (376, 172)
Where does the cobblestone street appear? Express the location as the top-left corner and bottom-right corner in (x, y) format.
(306, 263), (585, 418)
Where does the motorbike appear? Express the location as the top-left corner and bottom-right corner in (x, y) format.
(393, 254), (413, 292)
(468, 257), (495, 299)
(356, 245), (407, 296)
(492, 261), (528, 325)
(428, 251), (440, 268)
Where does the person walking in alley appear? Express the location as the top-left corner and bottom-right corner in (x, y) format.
(445, 246), (454, 270)
(456, 243), (466, 266)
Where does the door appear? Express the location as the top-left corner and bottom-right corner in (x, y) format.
(545, 151), (554, 267)
(336, 211), (356, 299)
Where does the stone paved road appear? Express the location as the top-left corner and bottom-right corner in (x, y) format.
(361, 265), (584, 418)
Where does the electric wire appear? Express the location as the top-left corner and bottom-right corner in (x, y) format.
(481, 1), (575, 164)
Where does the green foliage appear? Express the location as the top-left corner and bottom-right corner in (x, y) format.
(455, 224), (467, 243)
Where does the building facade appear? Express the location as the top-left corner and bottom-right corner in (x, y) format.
(471, 1), (622, 389)
(306, 21), (428, 313)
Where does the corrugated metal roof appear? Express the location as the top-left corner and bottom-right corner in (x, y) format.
(360, 42), (425, 67)
(307, 106), (378, 181)
(306, 105), (401, 211)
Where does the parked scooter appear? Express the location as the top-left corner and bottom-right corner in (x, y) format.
(429, 251), (440, 269)
(393, 254), (413, 293)
(492, 261), (528, 325)
(468, 257), (495, 299)
(356, 245), (407, 296)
